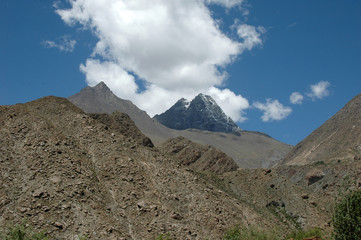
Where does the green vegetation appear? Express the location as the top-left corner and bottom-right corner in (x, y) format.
(0, 222), (90, 240)
(222, 226), (280, 240)
(286, 228), (323, 240)
(156, 233), (171, 240)
(0, 222), (48, 240)
(265, 204), (301, 230)
(221, 226), (325, 240)
(76, 235), (88, 240)
(332, 189), (361, 240)
(313, 161), (325, 166)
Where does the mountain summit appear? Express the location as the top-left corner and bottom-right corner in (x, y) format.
(69, 83), (291, 168)
(154, 94), (242, 135)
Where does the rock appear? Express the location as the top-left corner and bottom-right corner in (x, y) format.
(32, 189), (46, 198)
(171, 212), (183, 220)
(18, 207), (30, 213)
(154, 94), (242, 135)
(305, 170), (325, 185)
(49, 176), (62, 184)
(137, 200), (147, 209)
(301, 194), (309, 200)
(53, 222), (63, 229)
(266, 201), (280, 208)
(354, 154), (361, 161)
(264, 169), (272, 175)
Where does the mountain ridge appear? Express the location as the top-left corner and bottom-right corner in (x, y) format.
(68, 82), (292, 168)
(154, 93), (242, 135)
(281, 93), (361, 165)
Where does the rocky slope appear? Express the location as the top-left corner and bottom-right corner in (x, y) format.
(68, 82), (292, 168)
(200, 93), (361, 236)
(153, 94), (242, 135)
(282, 93), (361, 165)
(88, 112), (154, 148)
(158, 136), (238, 174)
(2, 94), (359, 239)
(0, 96), (290, 240)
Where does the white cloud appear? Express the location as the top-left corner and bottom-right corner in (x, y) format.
(307, 81), (331, 100)
(236, 24), (265, 51)
(205, 0), (244, 8)
(253, 99), (292, 122)
(290, 92), (304, 104)
(80, 59), (138, 101)
(287, 22), (297, 28)
(42, 35), (76, 52)
(56, 0), (264, 120)
(207, 87), (249, 122)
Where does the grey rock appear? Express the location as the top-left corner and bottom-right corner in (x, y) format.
(154, 94), (242, 135)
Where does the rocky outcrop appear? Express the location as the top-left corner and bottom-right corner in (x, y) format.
(158, 136), (238, 174)
(88, 111), (154, 148)
(154, 94), (242, 135)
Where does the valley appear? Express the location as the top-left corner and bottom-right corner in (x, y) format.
(0, 87), (360, 239)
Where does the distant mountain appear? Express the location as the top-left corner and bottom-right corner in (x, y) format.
(154, 94), (242, 135)
(281, 93), (361, 165)
(68, 82), (174, 144)
(68, 82), (292, 168)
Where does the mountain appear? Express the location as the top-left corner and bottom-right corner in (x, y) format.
(3, 95), (357, 237)
(282, 93), (361, 165)
(68, 82), (173, 144)
(0, 96), (290, 239)
(153, 94), (242, 135)
(68, 82), (292, 168)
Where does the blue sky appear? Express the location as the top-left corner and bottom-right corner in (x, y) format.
(1, 0), (360, 145)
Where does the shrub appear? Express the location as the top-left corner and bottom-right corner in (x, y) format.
(156, 233), (171, 240)
(0, 222), (48, 240)
(286, 228), (323, 240)
(332, 189), (361, 240)
(222, 226), (280, 240)
(222, 227), (241, 240)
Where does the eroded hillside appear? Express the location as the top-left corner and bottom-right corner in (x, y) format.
(0, 97), (289, 240)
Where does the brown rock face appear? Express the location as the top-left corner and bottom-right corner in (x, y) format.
(158, 136), (239, 174)
(88, 112), (154, 148)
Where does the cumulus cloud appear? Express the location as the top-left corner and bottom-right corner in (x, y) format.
(253, 99), (292, 122)
(56, 0), (264, 121)
(207, 87), (249, 122)
(236, 24), (266, 51)
(42, 35), (76, 52)
(205, 0), (244, 8)
(307, 81), (331, 100)
(289, 92), (304, 105)
(80, 59), (138, 101)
